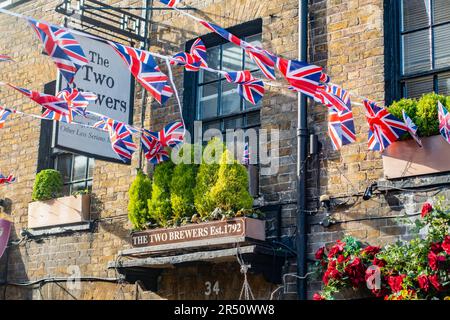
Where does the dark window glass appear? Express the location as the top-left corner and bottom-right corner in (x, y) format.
(55, 153), (94, 195)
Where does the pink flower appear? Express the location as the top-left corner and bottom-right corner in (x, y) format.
(328, 240), (345, 258)
(313, 293), (325, 300)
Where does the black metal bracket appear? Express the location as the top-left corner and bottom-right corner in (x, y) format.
(55, 0), (197, 44)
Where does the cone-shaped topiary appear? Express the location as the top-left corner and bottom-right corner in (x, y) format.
(194, 138), (224, 218)
(210, 149), (253, 212)
(32, 169), (63, 201)
(148, 161), (174, 227)
(170, 144), (198, 222)
(128, 170), (152, 230)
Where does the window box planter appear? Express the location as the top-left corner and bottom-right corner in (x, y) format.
(28, 194), (90, 229)
(382, 135), (450, 179)
(129, 217), (266, 254)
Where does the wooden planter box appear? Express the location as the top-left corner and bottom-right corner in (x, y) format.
(28, 195), (90, 229)
(382, 135), (450, 179)
(130, 217), (266, 253)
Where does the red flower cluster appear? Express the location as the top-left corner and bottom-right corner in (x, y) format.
(421, 202), (433, 218)
(327, 240), (345, 258)
(387, 274), (406, 292)
(344, 257), (366, 287)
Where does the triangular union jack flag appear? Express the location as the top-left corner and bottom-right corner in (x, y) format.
(57, 87), (97, 116)
(28, 19), (88, 84)
(6, 83), (75, 123)
(328, 106), (356, 150)
(224, 71), (265, 105)
(276, 57), (322, 99)
(141, 130), (169, 164)
(315, 84), (352, 113)
(363, 100), (408, 151)
(110, 42), (173, 105)
(159, 0), (180, 7)
(198, 20), (276, 80)
(0, 106), (14, 129)
(0, 174), (15, 185)
(402, 110), (422, 147)
(171, 38), (208, 72)
(93, 116), (137, 163)
(438, 101), (450, 145)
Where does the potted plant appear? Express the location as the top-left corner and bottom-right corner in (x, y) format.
(383, 93), (450, 179)
(28, 169), (91, 229)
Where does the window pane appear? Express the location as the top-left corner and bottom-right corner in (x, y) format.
(88, 159), (95, 178)
(402, 30), (431, 75)
(57, 154), (72, 183)
(246, 111), (261, 127)
(402, 0), (430, 32)
(198, 83), (219, 119)
(73, 155), (87, 181)
(222, 42), (243, 72)
(72, 182), (87, 193)
(245, 34), (262, 71)
(433, 0), (450, 24)
(224, 116), (244, 130)
(221, 80), (241, 115)
(200, 46), (220, 83)
(438, 72), (450, 95)
(404, 76), (434, 98)
(203, 121), (221, 132)
(434, 24), (450, 69)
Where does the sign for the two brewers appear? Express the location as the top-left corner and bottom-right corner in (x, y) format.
(55, 35), (135, 164)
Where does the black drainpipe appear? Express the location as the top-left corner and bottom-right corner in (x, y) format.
(296, 0), (309, 301)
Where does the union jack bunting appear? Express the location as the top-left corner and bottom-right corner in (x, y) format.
(276, 57), (322, 99)
(198, 20), (276, 80)
(147, 122), (185, 148)
(0, 54), (13, 62)
(315, 84), (352, 113)
(242, 142), (250, 165)
(0, 174), (15, 185)
(57, 87), (97, 116)
(328, 106), (356, 150)
(320, 72), (331, 84)
(363, 100), (408, 151)
(438, 101), (450, 145)
(0, 107), (13, 129)
(109, 42), (173, 105)
(159, 0), (180, 7)
(402, 110), (422, 147)
(191, 38), (208, 68)
(224, 71), (265, 105)
(7, 83), (74, 123)
(171, 39), (207, 72)
(94, 116), (137, 163)
(28, 19), (88, 84)
(42, 109), (72, 123)
(141, 130), (170, 164)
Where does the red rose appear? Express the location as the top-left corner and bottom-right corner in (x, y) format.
(417, 274), (430, 292)
(442, 236), (450, 255)
(429, 274), (444, 292)
(344, 257), (366, 287)
(421, 203), (433, 218)
(328, 240), (345, 258)
(431, 242), (443, 254)
(337, 254), (346, 264)
(428, 251), (446, 271)
(315, 247), (325, 260)
(387, 275), (406, 293)
(313, 293), (325, 300)
(362, 246), (381, 257)
(373, 258), (386, 268)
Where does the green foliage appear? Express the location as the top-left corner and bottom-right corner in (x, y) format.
(170, 145), (198, 223)
(32, 169), (63, 201)
(148, 161), (174, 227)
(210, 149), (253, 212)
(128, 170), (152, 231)
(387, 92), (448, 138)
(194, 138), (223, 218)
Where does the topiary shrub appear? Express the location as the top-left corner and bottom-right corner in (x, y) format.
(209, 149), (253, 212)
(32, 169), (63, 201)
(128, 170), (152, 231)
(170, 145), (198, 223)
(387, 98), (418, 140)
(194, 138), (224, 218)
(148, 161), (174, 227)
(414, 92), (445, 137)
